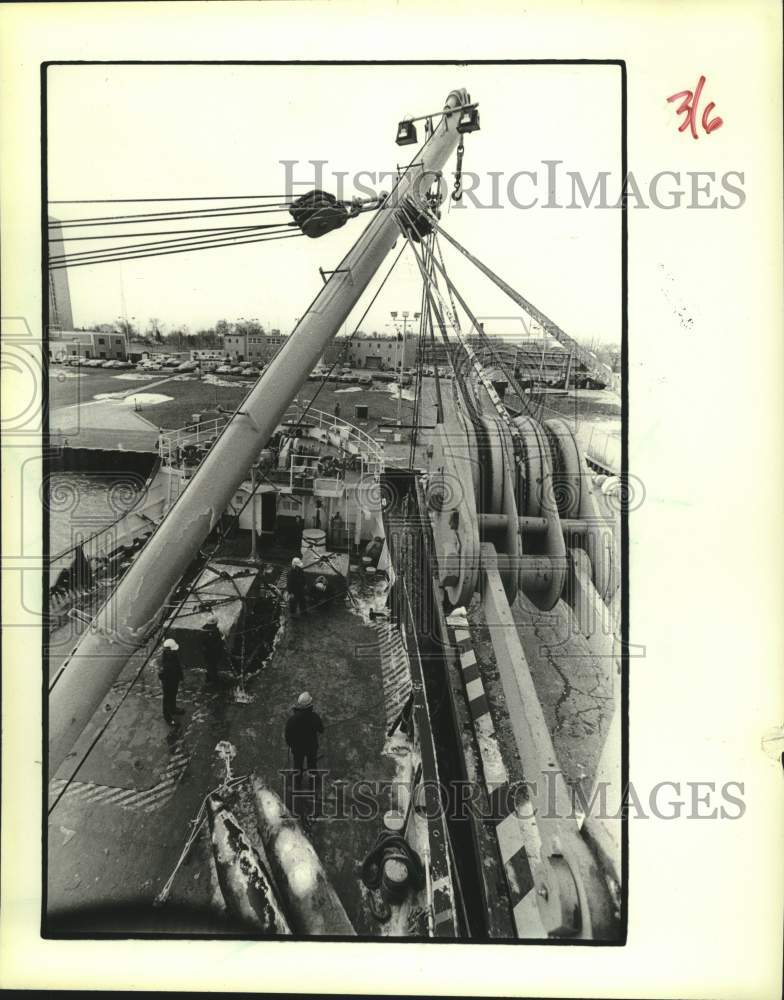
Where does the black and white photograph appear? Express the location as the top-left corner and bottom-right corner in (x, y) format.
(1, 3), (782, 997)
(44, 62), (624, 940)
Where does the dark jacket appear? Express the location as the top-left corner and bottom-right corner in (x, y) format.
(201, 622), (224, 656)
(160, 647), (183, 685)
(285, 707), (324, 751)
(287, 565), (307, 596)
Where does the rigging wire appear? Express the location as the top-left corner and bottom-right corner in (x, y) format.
(48, 194), (293, 204)
(49, 222), (296, 264)
(54, 223), (299, 242)
(408, 232), (435, 469)
(50, 202), (295, 227)
(49, 196), (380, 230)
(48, 126), (449, 798)
(294, 242), (409, 427)
(395, 204), (480, 423)
(418, 208), (582, 406)
(48, 411), (283, 816)
(49, 230), (305, 270)
(431, 234), (539, 418)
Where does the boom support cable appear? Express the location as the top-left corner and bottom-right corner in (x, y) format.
(54, 223), (300, 242)
(50, 202), (295, 227)
(408, 232), (435, 469)
(48, 194), (294, 204)
(49, 222), (296, 265)
(48, 230), (305, 270)
(293, 242), (409, 429)
(421, 212), (610, 389)
(396, 206), (523, 456)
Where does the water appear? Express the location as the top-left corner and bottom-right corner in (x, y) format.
(48, 472), (145, 556)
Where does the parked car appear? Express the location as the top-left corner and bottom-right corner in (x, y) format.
(230, 366), (244, 374)
(358, 373), (373, 387)
(215, 365), (232, 374)
(177, 361), (198, 372)
(67, 356), (87, 367)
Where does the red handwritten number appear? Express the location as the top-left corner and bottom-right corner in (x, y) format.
(667, 75), (724, 139)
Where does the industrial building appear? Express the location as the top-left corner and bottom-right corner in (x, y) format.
(221, 329), (287, 362)
(321, 335), (417, 370)
(50, 331), (128, 362)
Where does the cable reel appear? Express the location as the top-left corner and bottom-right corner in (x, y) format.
(474, 414), (520, 605)
(512, 415), (551, 518)
(542, 418), (583, 521)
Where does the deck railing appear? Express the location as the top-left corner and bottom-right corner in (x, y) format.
(157, 406), (384, 475)
(51, 405), (384, 589)
(281, 406), (385, 474)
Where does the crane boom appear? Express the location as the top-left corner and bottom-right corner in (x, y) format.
(49, 89), (469, 775)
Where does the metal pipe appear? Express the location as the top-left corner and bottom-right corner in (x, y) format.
(49, 89), (468, 776)
(478, 513), (587, 534)
(478, 513), (547, 533)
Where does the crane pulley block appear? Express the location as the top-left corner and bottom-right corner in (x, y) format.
(399, 198), (439, 244)
(289, 189), (350, 239)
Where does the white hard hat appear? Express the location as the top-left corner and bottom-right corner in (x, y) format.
(296, 691), (313, 709)
(163, 638), (179, 651)
(292, 557), (303, 568)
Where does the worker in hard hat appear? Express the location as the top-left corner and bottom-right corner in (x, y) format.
(159, 637), (185, 726)
(284, 691), (324, 782)
(201, 613), (225, 684)
(286, 556), (307, 615)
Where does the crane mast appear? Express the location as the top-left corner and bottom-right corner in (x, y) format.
(49, 88), (469, 775)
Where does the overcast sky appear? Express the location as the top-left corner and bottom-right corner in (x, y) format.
(47, 63), (621, 344)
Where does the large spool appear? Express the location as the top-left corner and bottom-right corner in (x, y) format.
(423, 422), (480, 608)
(511, 414), (567, 610)
(476, 414), (520, 604)
(512, 415), (550, 517)
(543, 417), (583, 520)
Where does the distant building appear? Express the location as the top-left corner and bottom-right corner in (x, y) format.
(47, 218), (74, 332)
(321, 336), (416, 370)
(222, 329), (287, 362)
(50, 331), (128, 362)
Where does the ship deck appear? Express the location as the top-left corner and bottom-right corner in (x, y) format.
(47, 552), (405, 936)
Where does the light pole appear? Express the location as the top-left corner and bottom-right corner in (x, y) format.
(389, 309), (421, 425)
